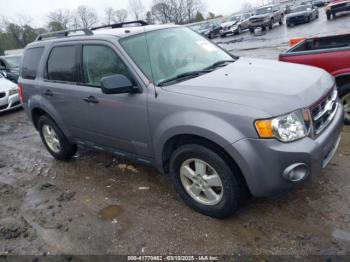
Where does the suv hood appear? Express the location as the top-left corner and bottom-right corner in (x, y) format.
(286, 11), (310, 18)
(163, 58), (334, 116)
(221, 21), (238, 27)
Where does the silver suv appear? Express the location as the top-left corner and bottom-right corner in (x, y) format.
(19, 21), (344, 218)
(249, 5), (284, 33)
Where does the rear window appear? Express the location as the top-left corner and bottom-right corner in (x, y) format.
(47, 46), (77, 82)
(21, 47), (44, 80)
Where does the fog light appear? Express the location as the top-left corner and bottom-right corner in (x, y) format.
(283, 163), (309, 182)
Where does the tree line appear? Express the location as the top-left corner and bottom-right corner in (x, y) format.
(0, 0), (222, 55)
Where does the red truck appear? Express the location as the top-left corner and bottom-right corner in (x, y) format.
(279, 33), (350, 124)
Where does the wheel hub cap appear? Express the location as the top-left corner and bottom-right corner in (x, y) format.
(42, 125), (61, 153)
(180, 159), (224, 206)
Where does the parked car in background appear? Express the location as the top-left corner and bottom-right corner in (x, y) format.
(220, 13), (251, 37)
(0, 55), (22, 83)
(279, 32), (350, 124)
(313, 0), (328, 7)
(197, 21), (222, 39)
(325, 0), (350, 19)
(0, 72), (21, 113)
(20, 22), (344, 218)
(249, 5), (284, 33)
(286, 4), (319, 27)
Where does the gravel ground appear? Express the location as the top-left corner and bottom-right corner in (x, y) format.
(1, 9), (350, 257)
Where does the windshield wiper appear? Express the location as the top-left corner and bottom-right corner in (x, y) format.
(157, 69), (212, 87)
(204, 60), (235, 71)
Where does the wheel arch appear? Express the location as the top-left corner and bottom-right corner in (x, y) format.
(160, 134), (250, 194)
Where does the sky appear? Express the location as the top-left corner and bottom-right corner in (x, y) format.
(0, 0), (262, 27)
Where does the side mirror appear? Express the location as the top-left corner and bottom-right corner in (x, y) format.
(101, 74), (136, 94)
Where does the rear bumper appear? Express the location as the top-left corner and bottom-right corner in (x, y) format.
(0, 92), (22, 113)
(226, 102), (344, 197)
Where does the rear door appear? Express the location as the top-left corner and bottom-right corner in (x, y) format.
(42, 43), (88, 138)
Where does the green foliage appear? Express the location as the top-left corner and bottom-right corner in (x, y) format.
(194, 11), (205, 22)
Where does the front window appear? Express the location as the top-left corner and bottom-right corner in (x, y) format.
(292, 5), (312, 12)
(120, 27), (234, 86)
(5, 56), (22, 68)
(255, 7), (273, 15)
(229, 16), (240, 22)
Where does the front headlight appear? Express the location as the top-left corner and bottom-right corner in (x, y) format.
(255, 110), (310, 142)
(9, 87), (18, 96)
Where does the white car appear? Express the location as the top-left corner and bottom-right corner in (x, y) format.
(0, 72), (22, 112)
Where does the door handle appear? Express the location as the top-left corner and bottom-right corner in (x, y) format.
(83, 96), (99, 104)
(44, 89), (53, 97)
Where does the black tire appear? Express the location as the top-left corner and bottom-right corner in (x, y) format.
(209, 32), (214, 39)
(307, 16), (311, 22)
(169, 144), (246, 219)
(38, 115), (77, 160)
(262, 26), (266, 31)
(236, 26), (241, 35)
(326, 13), (331, 20)
(220, 33), (226, 38)
(279, 17), (283, 25)
(249, 28), (254, 34)
(339, 84), (350, 125)
(269, 19), (274, 29)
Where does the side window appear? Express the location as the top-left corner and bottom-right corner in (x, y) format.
(47, 46), (77, 82)
(21, 47), (44, 80)
(82, 45), (129, 87)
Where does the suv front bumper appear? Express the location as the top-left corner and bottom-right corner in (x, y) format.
(226, 102), (344, 197)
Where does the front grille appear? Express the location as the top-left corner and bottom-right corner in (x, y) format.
(11, 101), (21, 107)
(0, 104), (8, 110)
(310, 88), (338, 136)
(0, 92), (5, 99)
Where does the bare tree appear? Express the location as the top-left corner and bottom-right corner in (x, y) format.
(74, 5), (98, 28)
(241, 2), (254, 12)
(104, 7), (114, 25)
(114, 9), (128, 23)
(46, 9), (72, 31)
(128, 0), (144, 20)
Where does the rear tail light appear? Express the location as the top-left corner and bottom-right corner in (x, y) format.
(18, 84), (24, 104)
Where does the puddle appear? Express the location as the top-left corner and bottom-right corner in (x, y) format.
(332, 229), (350, 242)
(98, 205), (124, 220)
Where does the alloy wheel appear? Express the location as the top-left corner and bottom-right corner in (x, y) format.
(341, 93), (350, 122)
(180, 158), (224, 206)
(42, 125), (61, 153)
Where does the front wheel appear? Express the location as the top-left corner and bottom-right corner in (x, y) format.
(326, 13), (331, 20)
(249, 27), (255, 34)
(269, 19), (274, 29)
(339, 84), (350, 125)
(279, 17), (283, 25)
(38, 115), (77, 160)
(236, 26), (242, 35)
(170, 144), (246, 218)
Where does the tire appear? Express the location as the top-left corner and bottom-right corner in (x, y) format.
(307, 16), (311, 22)
(209, 32), (214, 39)
(38, 115), (77, 160)
(279, 17), (283, 25)
(269, 19), (274, 29)
(220, 33), (226, 38)
(262, 26), (266, 31)
(236, 26), (242, 35)
(169, 144), (246, 219)
(326, 13), (331, 20)
(249, 28), (254, 34)
(339, 84), (350, 125)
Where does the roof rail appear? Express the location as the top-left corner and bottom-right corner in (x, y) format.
(35, 28), (93, 41)
(91, 20), (148, 31)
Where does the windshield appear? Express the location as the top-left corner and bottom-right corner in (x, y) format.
(5, 56), (22, 68)
(200, 23), (212, 30)
(229, 16), (240, 22)
(120, 27), (234, 86)
(255, 7), (273, 15)
(292, 5), (311, 12)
